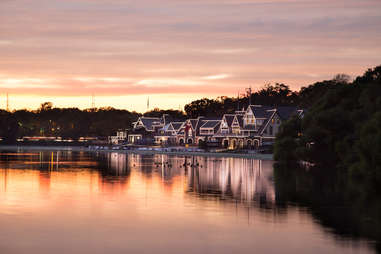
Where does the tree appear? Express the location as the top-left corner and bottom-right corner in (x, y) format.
(333, 73), (351, 84)
(144, 108), (186, 120)
(274, 64), (381, 189)
(0, 111), (19, 144)
(353, 112), (381, 184)
(274, 116), (302, 162)
(39, 102), (53, 111)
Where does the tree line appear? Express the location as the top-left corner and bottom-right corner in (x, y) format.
(0, 65), (377, 146)
(273, 65), (381, 248)
(274, 65), (381, 189)
(183, 75), (350, 118)
(0, 105), (140, 143)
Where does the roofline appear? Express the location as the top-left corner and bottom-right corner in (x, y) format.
(200, 120), (221, 129)
(259, 110), (277, 135)
(139, 117), (161, 120)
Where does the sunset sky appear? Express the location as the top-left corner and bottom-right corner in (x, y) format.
(1, 0), (381, 112)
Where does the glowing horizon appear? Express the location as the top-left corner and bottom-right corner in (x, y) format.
(1, 0), (381, 112)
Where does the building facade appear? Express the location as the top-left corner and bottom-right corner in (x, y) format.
(122, 105), (304, 149)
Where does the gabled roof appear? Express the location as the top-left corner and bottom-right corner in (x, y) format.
(222, 114), (235, 128)
(195, 119), (206, 135)
(160, 123), (172, 132)
(161, 114), (173, 125)
(276, 106), (299, 120)
(258, 110), (277, 134)
(138, 117), (162, 131)
(195, 117), (220, 129)
(200, 120), (221, 129)
(248, 105), (274, 118)
(171, 122), (184, 131)
(232, 115), (244, 128)
(190, 119), (198, 130)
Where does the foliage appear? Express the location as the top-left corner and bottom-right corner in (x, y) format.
(184, 83), (299, 118)
(184, 81), (349, 118)
(274, 116), (302, 162)
(275, 64), (381, 189)
(184, 98), (224, 118)
(0, 105), (141, 141)
(274, 163), (381, 252)
(0, 110), (19, 144)
(252, 83), (299, 106)
(143, 108), (186, 120)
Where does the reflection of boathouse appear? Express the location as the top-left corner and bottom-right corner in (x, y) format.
(187, 158), (275, 204)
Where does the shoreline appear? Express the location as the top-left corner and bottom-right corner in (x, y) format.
(0, 145), (274, 160)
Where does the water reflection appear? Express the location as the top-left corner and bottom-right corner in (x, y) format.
(0, 151), (377, 254)
(186, 158), (275, 205)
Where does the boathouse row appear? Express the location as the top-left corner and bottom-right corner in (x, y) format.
(110, 105), (304, 149)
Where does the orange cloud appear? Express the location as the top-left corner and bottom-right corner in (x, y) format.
(0, 0), (380, 110)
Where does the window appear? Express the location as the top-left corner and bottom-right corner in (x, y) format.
(269, 126), (273, 135)
(271, 118), (275, 124)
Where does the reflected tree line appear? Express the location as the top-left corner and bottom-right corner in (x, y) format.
(272, 65), (381, 251)
(98, 153), (381, 251)
(1, 150), (379, 252)
(274, 163), (381, 253)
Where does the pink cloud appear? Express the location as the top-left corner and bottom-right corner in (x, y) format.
(0, 0), (380, 109)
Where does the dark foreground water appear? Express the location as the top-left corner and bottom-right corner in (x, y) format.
(0, 150), (378, 254)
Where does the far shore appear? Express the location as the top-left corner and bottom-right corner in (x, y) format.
(0, 145), (274, 160)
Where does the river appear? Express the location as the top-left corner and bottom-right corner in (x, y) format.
(0, 150), (378, 253)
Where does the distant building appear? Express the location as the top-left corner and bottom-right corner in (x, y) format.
(109, 129), (128, 144)
(154, 121), (184, 145)
(128, 114), (173, 145)
(125, 105), (304, 149)
(214, 105), (304, 149)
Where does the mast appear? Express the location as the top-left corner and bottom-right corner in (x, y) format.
(91, 93), (95, 109)
(6, 93), (9, 112)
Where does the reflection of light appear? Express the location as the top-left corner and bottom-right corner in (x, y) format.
(0, 152), (275, 218)
(108, 152), (128, 175)
(187, 158), (275, 204)
(0, 153), (40, 156)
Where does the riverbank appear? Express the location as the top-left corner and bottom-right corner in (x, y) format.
(0, 145), (274, 160)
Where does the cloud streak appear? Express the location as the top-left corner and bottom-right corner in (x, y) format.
(0, 0), (381, 110)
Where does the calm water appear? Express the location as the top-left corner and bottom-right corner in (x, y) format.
(0, 150), (377, 254)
